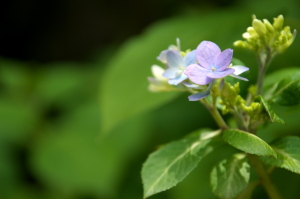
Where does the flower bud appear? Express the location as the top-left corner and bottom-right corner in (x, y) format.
(252, 19), (267, 36)
(273, 15), (284, 31)
(263, 19), (274, 33)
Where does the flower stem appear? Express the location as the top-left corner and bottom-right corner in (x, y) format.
(201, 98), (228, 130)
(248, 154), (283, 199)
(256, 49), (274, 95)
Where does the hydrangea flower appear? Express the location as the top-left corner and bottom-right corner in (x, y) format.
(162, 49), (197, 85)
(157, 38), (181, 64)
(185, 41), (249, 85)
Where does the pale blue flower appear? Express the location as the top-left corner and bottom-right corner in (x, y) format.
(162, 50), (197, 85)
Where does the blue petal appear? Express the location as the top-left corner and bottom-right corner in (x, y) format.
(230, 74), (249, 81)
(206, 68), (235, 79)
(214, 49), (233, 71)
(196, 41), (221, 69)
(168, 73), (188, 85)
(231, 65), (249, 75)
(166, 50), (184, 68)
(182, 81), (206, 89)
(188, 91), (210, 101)
(185, 64), (213, 85)
(183, 50), (197, 66)
(162, 67), (180, 78)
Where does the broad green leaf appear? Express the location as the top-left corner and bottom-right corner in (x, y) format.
(273, 73), (300, 106)
(261, 136), (300, 174)
(142, 129), (221, 198)
(211, 153), (250, 199)
(264, 67), (300, 101)
(255, 95), (285, 124)
(223, 129), (277, 157)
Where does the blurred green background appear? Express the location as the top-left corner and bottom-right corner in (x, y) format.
(0, 0), (300, 198)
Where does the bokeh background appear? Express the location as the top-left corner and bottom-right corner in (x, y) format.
(0, 0), (300, 198)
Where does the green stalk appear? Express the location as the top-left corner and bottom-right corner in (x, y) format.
(248, 155), (283, 199)
(201, 98), (228, 130)
(256, 48), (274, 95)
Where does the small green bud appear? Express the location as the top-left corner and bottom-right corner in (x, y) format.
(233, 40), (247, 48)
(246, 27), (258, 38)
(263, 19), (274, 33)
(252, 19), (267, 36)
(221, 82), (237, 101)
(234, 82), (240, 94)
(273, 15), (284, 31)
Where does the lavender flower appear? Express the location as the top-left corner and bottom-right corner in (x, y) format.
(185, 41), (249, 85)
(162, 50), (197, 85)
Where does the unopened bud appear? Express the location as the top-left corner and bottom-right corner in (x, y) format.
(263, 19), (274, 33)
(273, 15), (284, 31)
(252, 19), (267, 36)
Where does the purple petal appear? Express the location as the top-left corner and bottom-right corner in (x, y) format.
(196, 41), (221, 69)
(230, 74), (249, 81)
(214, 49), (233, 71)
(183, 50), (197, 66)
(168, 74), (188, 85)
(162, 67), (180, 78)
(188, 91), (210, 101)
(166, 50), (184, 68)
(182, 81), (206, 89)
(206, 68), (235, 78)
(185, 64), (213, 85)
(231, 65), (249, 75)
(157, 49), (180, 63)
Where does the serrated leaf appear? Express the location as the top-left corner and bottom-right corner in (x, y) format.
(255, 95), (285, 124)
(142, 129), (221, 198)
(223, 129), (277, 157)
(261, 136), (300, 174)
(211, 153), (250, 199)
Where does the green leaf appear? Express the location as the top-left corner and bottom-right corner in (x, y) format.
(261, 136), (300, 174)
(142, 129), (221, 198)
(264, 67), (300, 101)
(211, 153), (250, 199)
(273, 73), (300, 106)
(223, 129), (277, 157)
(255, 95), (285, 124)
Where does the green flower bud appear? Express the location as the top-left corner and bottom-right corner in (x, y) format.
(252, 19), (267, 36)
(263, 19), (274, 33)
(233, 40), (247, 48)
(273, 15), (284, 31)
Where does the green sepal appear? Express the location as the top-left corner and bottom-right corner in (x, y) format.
(223, 129), (277, 157)
(211, 153), (250, 199)
(261, 136), (300, 174)
(142, 129), (221, 198)
(255, 95), (285, 124)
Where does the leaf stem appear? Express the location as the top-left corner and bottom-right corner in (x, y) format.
(248, 154), (283, 199)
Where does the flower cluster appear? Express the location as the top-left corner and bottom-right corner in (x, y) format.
(234, 15), (297, 54)
(148, 39), (249, 101)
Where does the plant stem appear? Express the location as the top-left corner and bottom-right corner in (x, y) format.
(201, 98), (228, 130)
(248, 154), (283, 199)
(256, 49), (274, 95)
